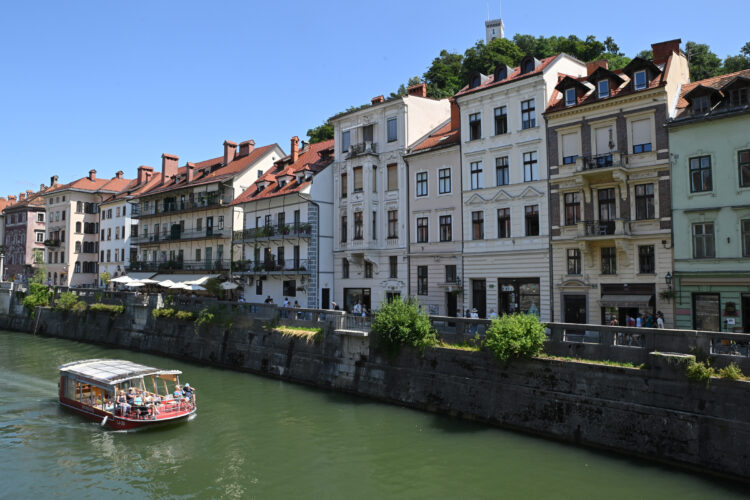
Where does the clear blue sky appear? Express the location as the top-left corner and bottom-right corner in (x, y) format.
(1, 0), (747, 194)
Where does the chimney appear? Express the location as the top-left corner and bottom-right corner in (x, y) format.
(239, 140), (255, 156)
(652, 39), (681, 61)
(137, 165), (154, 184)
(223, 140), (238, 165)
(8, 195), (17, 202)
(19, 193), (26, 201)
(449, 98), (460, 131)
(290, 136), (300, 163)
(161, 154), (179, 184)
(40, 184), (47, 191)
(88, 169), (97, 181)
(186, 162), (196, 183)
(371, 95), (385, 105)
(115, 170), (124, 179)
(50, 175), (58, 187)
(407, 83), (427, 98)
(26, 190), (34, 198)
(586, 60), (609, 76)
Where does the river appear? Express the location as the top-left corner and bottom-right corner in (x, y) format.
(0, 330), (745, 499)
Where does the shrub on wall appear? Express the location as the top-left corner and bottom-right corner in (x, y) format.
(152, 308), (176, 319)
(482, 314), (547, 363)
(370, 297), (437, 353)
(175, 310), (196, 321)
(22, 283), (52, 313)
(55, 292), (80, 311)
(89, 303), (125, 315)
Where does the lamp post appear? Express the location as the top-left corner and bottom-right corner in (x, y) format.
(665, 272), (672, 291)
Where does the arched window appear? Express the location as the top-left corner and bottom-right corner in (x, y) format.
(75, 241), (81, 253)
(494, 65), (507, 82)
(74, 262), (81, 273)
(75, 222), (81, 233)
(76, 201), (83, 213)
(521, 56), (537, 74)
(468, 72), (482, 89)
(53, 272), (57, 284)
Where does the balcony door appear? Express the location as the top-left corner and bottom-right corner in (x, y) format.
(205, 247), (212, 269)
(597, 188), (616, 234)
(206, 216), (214, 236)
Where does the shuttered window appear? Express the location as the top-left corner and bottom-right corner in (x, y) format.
(562, 133), (578, 164)
(595, 127), (612, 155)
(631, 119), (652, 153)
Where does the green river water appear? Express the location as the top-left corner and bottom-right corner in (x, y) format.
(0, 330), (746, 499)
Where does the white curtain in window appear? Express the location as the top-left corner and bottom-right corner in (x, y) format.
(595, 127), (613, 155)
(632, 119), (651, 146)
(562, 133), (578, 158)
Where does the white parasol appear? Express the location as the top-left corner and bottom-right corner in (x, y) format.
(181, 284), (206, 291)
(138, 278), (160, 284)
(158, 280), (176, 288)
(109, 275), (133, 283)
(125, 281), (145, 287)
(220, 282), (239, 290)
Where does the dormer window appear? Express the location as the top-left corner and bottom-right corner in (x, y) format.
(693, 95), (709, 114)
(633, 70), (647, 90)
(522, 58), (534, 74)
(597, 80), (609, 99)
(279, 180), (286, 188)
(564, 88), (576, 107)
(494, 65), (508, 82)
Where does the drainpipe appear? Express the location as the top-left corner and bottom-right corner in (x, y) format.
(544, 112), (555, 321)
(455, 98), (465, 314)
(404, 156), (411, 298)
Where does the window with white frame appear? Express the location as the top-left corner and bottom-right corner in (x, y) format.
(470, 161), (483, 189)
(561, 133), (578, 165)
(416, 172), (428, 197)
(341, 130), (350, 152)
(387, 117), (397, 142)
(597, 80), (609, 99)
(631, 119), (652, 153)
(633, 70), (647, 90)
(565, 88), (576, 107)
(438, 168), (451, 194)
(521, 99), (536, 129)
(692, 223), (715, 258)
(494, 106), (507, 134)
(469, 113), (481, 140)
(523, 152), (538, 181)
(496, 157), (509, 186)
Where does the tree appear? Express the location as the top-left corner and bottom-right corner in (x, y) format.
(461, 38), (523, 82)
(636, 49), (653, 60)
(686, 41), (722, 81)
(723, 55), (750, 74)
(741, 42), (750, 60)
(600, 52), (631, 71)
(389, 76), (422, 98)
(423, 50), (464, 99)
(306, 122), (333, 144)
(604, 36), (621, 56)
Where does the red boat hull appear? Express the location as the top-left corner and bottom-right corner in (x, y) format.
(60, 397), (196, 431)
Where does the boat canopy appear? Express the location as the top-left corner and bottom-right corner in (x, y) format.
(58, 359), (182, 385)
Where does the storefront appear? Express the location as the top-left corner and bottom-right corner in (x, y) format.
(673, 275), (750, 332)
(598, 283), (655, 325)
(344, 288), (371, 314)
(497, 278), (541, 317)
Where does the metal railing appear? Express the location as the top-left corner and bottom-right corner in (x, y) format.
(132, 228), (230, 244)
(127, 259), (230, 272)
(232, 223), (312, 241)
(578, 219), (630, 237)
(347, 142), (378, 158)
(131, 196), (232, 218)
(231, 258), (310, 274)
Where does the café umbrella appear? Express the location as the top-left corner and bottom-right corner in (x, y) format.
(220, 282), (239, 290)
(109, 275), (133, 283)
(125, 281), (146, 287)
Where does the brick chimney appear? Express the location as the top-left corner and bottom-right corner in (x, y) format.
(449, 98), (460, 131)
(290, 136), (300, 163)
(88, 169), (97, 181)
(26, 190), (34, 199)
(161, 154), (179, 184)
(40, 184), (47, 191)
(586, 60), (609, 76)
(652, 39), (681, 61)
(186, 162), (196, 183)
(8, 195), (17, 202)
(115, 170), (124, 179)
(239, 140), (255, 156)
(223, 140), (238, 165)
(50, 175), (58, 187)
(371, 95), (385, 104)
(407, 83), (427, 98)
(19, 193), (26, 201)
(137, 165), (154, 185)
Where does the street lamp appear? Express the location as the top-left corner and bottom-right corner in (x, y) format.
(665, 272), (672, 291)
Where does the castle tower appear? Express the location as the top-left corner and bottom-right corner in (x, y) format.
(485, 18), (505, 43)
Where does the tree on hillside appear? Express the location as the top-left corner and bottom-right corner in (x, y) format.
(723, 55), (750, 73)
(306, 122), (333, 144)
(461, 38), (524, 81)
(389, 76), (423, 98)
(423, 50), (465, 99)
(636, 49), (653, 60)
(686, 41), (722, 81)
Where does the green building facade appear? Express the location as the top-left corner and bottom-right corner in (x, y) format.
(667, 70), (750, 332)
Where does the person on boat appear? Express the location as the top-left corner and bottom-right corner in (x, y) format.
(182, 383), (195, 402)
(173, 385), (183, 399)
(126, 388), (135, 406)
(117, 391), (131, 416)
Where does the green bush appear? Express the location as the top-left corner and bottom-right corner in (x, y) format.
(22, 283), (52, 313)
(152, 308), (176, 319)
(72, 300), (88, 314)
(89, 303), (125, 315)
(175, 310), (196, 321)
(370, 297), (437, 353)
(194, 307), (216, 328)
(686, 359), (715, 385)
(55, 292), (79, 311)
(718, 362), (744, 380)
(482, 314), (547, 363)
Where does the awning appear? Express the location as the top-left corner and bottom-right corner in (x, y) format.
(151, 274), (218, 283)
(599, 294), (653, 308)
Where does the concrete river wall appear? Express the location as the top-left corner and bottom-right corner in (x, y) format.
(2, 304), (749, 482)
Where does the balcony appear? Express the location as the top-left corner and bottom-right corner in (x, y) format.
(574, 152), (628, 177)
(347, 142), (378, 158)
(576, 219), (631, 239)
(127, 259), (230, 273)
(231, 258), (311, 275)
(232, 223), (312, 242)
(132, 228), (231, 245)
(43, 239), (61, 247)
(131, 195), (232, 219)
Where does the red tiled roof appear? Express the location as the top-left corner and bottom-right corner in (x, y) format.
(232, 139), (334, 205)
(455, 55), (559, 97)
(675, 68), (750, 110)
(409, 121), (460, 154)
(0, 198), (15, 213)
(3, 186), (54, 213)
(45, 175), (133, 195)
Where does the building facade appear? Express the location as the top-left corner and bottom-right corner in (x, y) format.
(2, 189), (47, 283)
(546, 40), (689, 328)
(404, 101), (463, 316)
(232, 137), (334, 307)
(668, 68), (750, 332)
(331, 84), (450, 312)
(128, 140), (283, 277)
(455, 54), (587, 321)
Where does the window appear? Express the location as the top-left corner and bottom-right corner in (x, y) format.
(692, 223), (715, 258)
(438, 168), (451, 194)
(472, 211), (484, 240)
(37, 213), (44, 222)
(469, 113), (481, 140)
(389, 256), (398, 278)
(106, 250), (111, 262)
(470, 161), (483, 189)
(635, 184), (655, 220)
(256, 279), (263, 295)
(387, 117), (397, 142)
(597, 80), (609, 99)
(565, 88), (576, 107)
(439, 215), (452, 242)
(76, 201), (82, 213)
(631, 119), (652, 153)
(283, 280), (296, 297)
(370, 165), (377, 193)
(354, 211), (363, 240)
(633, 70), (647, 90)
(730, 88), (749, 107)
(739, 150), (750, 188)
(742, 220), (750, 257)
(693, 95), (709, 113)
(75, 241), (81, 253)
(561, 133), (578, 165)
(74, 262), (80, 273)
(521, 99), (536, 129)
(690, 156), (712, 192)
(341, 215), (347, 242)
(36, 232), (44, 242)
(75, 221), (81, 233)
(598, 188), (616, 221)
(416, 172), (428, 197)
(387, 210), (398, 238)
(362, 124), (373, 143)
(524, 205), (539, 236)
(387, 164), (398, 191)
(372, 211), (377, 240)
(341, 173), (348, 198)
(564, 192), (580, 225)
(196, 218), (203, 231)
(523, 152), (538, 181)
(364, 261), (373, 278)
(494, 106), (507, 134)
(639, 245), (655, 274)
(342, 258), (349, 279)
(107, 228), (111, 240)
(497, 208), (511, 238)
(445, 265), (457, 283)
(115, 227), (120, 240)
(353, 167), (363, 192)
(341, 130), (350, 152)
(496, 157), (509, 186)
(567, 249), (581, 275)
(417, 266), (428, 295)
(601, 247), (617, 274)
(416, 217), (428, 243)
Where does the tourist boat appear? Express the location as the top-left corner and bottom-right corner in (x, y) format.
(58, 359), (197, 431)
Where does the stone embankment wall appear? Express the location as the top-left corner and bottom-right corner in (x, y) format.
(2, 306), (749, 482)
